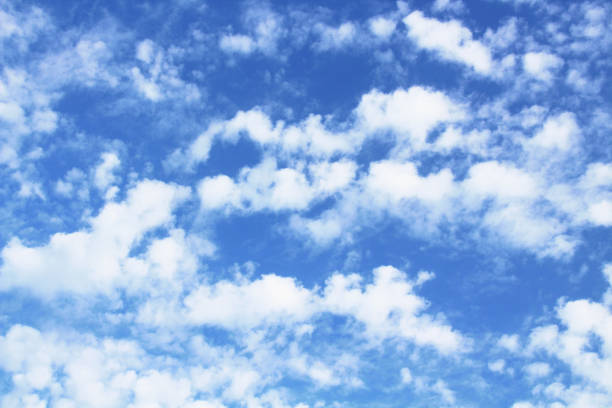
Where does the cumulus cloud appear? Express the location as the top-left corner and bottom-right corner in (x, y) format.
(526, 112), (580, 153)
(2, 2), (612, 407)
(94, 152), (120, 192)
(368, 16), (396, 39)
(355, 87), (465, 152)
(0, 180), (191, 297)
(178, 86), (464, 170)
(138, 265), (466, 355)
(506, 263), (612, 407)
(523, 51), (563, 81)
(198, 158), (356, 212)
(403, 11), (493, 74)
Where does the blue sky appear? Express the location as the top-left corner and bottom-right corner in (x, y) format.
(0, 0), (611, 407)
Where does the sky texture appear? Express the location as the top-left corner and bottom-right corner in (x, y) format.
(0, 0), (612, 407)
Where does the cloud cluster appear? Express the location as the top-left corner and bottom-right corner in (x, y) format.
(0, 0), (610, 407)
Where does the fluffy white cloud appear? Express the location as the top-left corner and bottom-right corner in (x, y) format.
(0, 325), (248, 408)
(142, 265), (466, 355)
(433, 126), (490, 155)
(0, 180), (191, 297)
(369, 17), (396, 39)
(0, 67), (60, 171)
(181, 86), (463, 170)
(365, 160), (455, 204)
(488, 359), (506, 373)
(198, 158), (356, 213)
(356, 87), (464, 151)
(322, 266), (465, 353)
(508, 263), (612, 407)
(94, 152), (120, 193)
(183, 273), (315, 329)
(524, 362), (551, 379)
(527, 112), (580, 152)
(588, 200), (612, 226)
(462, 161), (539, 202)
(403, 11), (493, 74)
(498, 334), (520, 353)
(523, 52), (563, 81)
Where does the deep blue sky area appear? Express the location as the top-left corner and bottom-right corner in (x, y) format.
(0, 0), (611, 407)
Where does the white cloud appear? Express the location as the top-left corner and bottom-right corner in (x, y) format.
(181, 86), (463, 170)
(0, 67), (60, 170)
(511, 403), (535, 408)
(0, 6), (48, 42)
(523, 52), (563, 81)
(183, 273), (315, 329)
(588, 200), (612, 226)
(433, 126), (490, 155)
(403, 11), (493, 74)
(488, 359), (506, 373)
(365, 160), (455, 204)
(219, 9), (284, 56)
(321, 266), (466, 353)
(197, 157), (356, 213)
(524, 362), (551, 379)
(315, 22), (357, 51)
(30, 109), (57, 132)
(131, 40), (200, 102)
(0, 180), (191, 297)
(369, 17), (396, 39)
(143, 265), (467, 355)
(0, 9), (20, 39)
(356, 87), (464, 151)
(220, 34), (256, 54)
(528, 271), (612, 390)
(0, 324), (240, 408)
(131, 66), (162, 101)
(509, 263), (612, 407)
(527, 112), (580, 152)
(400, 367), (412, 384)
(462, 161), (539, 202)
(432, 0), (465, 13)
(289, 210), (345, 246)
(198, 174), (241, 210)
(309, 159), (357, 193)
(94, 152), (120, 192)
(136, 39), (155, 64)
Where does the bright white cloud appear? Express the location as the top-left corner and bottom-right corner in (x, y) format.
(462, 161), (539, 202)
(403, 11), (493, 74)
(0, 180), (191, 297)
(130, 40), (200, 102)
(509, 263), (612, 407)
(183, 274), (315, 329)
(527, 112), (580, 152)
(523, 51), (563, 81)
(369, 17), (396, 39)
(365, 160), (455, 204)
(143, 265), (467, 355)
(94, 152), (120, 192)
(356, 87), (464, 151)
